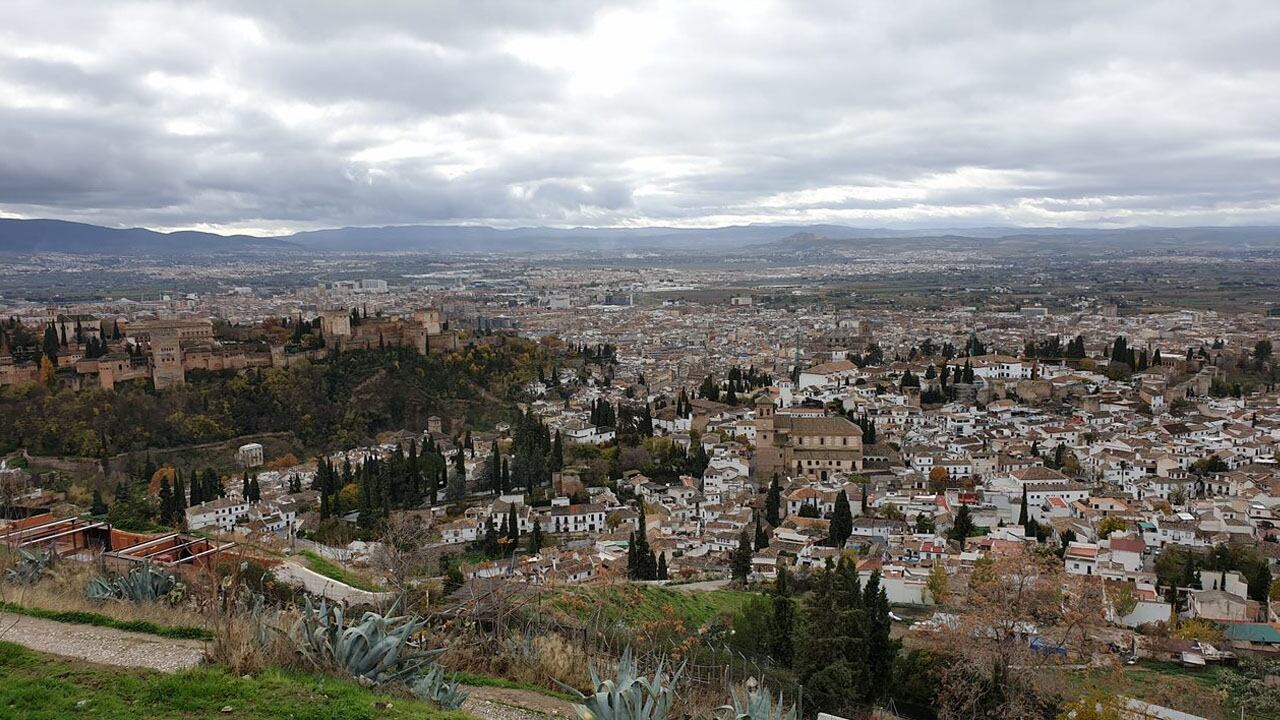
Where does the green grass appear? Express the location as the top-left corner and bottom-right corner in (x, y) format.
(1065, 660), (1228, 720)
(450, 672), (577, 702)
(548, 584), (756, 628)
(0, 641), (470, 720)
(299, 550), (382, 592)
(0, 602), (212, 641)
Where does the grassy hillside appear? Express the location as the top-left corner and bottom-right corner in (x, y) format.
(0, 641), (470, 720)
(546, 584), (755, 629)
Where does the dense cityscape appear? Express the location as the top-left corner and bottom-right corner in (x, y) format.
(4, 2), (1280, 719)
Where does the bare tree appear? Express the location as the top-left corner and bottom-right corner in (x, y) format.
(371, 512), (433, 609)
(926, 545), (1069, 720)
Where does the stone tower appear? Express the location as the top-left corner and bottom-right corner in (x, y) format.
(319, 309), (352, 339)
(753, 394), (783, 481)
(150, 330), (185, 390)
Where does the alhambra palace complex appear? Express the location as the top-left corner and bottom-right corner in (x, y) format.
(0, 307), (458, 391)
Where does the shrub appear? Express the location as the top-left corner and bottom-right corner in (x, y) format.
(84, 562), (182, 604)
(5, 548), (55, 585)
(291, 596), (439, 685)
(563, 647), (683, 720)
(410, 664), (471, 710)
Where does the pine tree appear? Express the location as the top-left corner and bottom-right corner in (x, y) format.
(1018, 485), (1029, 526)
(794, 557), (863, 712)
(656, 552), (668, 580)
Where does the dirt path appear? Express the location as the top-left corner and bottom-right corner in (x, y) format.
(463, 685), (575, 719)
(0, 611), (206, 672)
(0, 610), (576, 718)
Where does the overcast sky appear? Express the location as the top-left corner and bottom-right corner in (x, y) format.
(1, 0), (1279, 234)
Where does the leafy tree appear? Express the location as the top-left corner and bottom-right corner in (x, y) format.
(1097, 516), (1126, 539)
(926, 562), (949, 606)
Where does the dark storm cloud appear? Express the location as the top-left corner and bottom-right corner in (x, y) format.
(1, 0), (1279, 232)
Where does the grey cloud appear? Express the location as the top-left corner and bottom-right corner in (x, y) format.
(1, 0), (1279, 232)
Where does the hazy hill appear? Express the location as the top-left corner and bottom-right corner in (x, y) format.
(4, 217), (1280, 256)
(0, 219), (300, 255)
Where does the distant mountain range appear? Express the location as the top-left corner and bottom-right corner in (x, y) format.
(0, 219), (299, 255)
(3, 217), (1280, 256)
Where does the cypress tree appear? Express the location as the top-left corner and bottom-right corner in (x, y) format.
(90, 489), (108, 516)
(507, 505), (520, 540)
(528, 521), (543, 554)
(829, 490), (853, 548)
(769, 566), (794, 667)
(733, 530), (753, 582)
(765, 474), (781, 526)
(550, 430), (563, 472)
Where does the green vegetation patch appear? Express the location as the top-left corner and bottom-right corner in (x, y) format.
(0, 640), (470, 720)
(449, 672), (576, 702)
(299, 550), (383, 592)
(1064, 661), (1229, 720)
(548, 584), (755, 629)
(0, 602), (212, 641)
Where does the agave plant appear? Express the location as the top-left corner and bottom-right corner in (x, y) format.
(564, 647), (683, 720)
(292, 596), (439, 685)
(5, 548), (55, 585)
(718, 686), (797, 720)
(505, 628), (538, 665)
(84, 561), (177, 602)
(411, 663), (471, 710)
